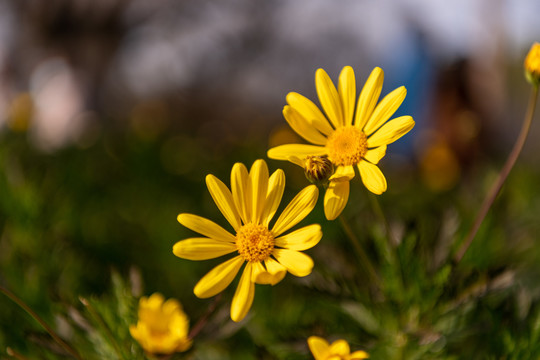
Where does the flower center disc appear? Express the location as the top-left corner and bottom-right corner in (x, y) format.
(236, 224), (275, 262)
(326, 126), (368, 166)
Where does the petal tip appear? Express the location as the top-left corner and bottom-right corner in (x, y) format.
(324, 208), (340, 221)
(371, 184), (387, 195)
(232, 162), (247, 172)
(177, 213), (186, 224)
(230, 311), (246, 323)
(371, 66), (383, 76)
(193, 287), (204, 299)
(172, 242), (182, 257)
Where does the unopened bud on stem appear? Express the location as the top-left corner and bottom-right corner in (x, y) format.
(304, 155), (334, 186)
(525, 42), (540, 87)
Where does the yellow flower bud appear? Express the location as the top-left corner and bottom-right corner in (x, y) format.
(130, 293), (192, 355)
(524, 42), (540, 86)
(304, 155), (334, 186)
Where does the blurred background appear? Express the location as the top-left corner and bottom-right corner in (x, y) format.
(1, 0), (540, 358)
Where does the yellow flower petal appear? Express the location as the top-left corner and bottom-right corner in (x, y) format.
(173, 238), (237, 260)
(271, 185), (319, 236)
(324, 180), (350, 220)
(338, 66), (356, 126)
(287, 92), (334, 136)
(267, 144), (327, 161)
(329, 339), (350, 355)
(367, 115), (415, 148)
(231, 162), (251, 224)
(177, 214), (236, 242)
(263, 258), (287, 284)
(363, 145), (387, 165)
(354, 67), (384, 129)
(357, 161), (387, 195)
(261, 169), (285, 227)
(283, 105), (328, 145)
(252, 259), (286, 285)
(316, 68), (344, 128)
(272, 248), (314, 277)
(251, 261), (266, 281)
(308, 336), (331, 360)
(329, 165), (355, 181)
(275, 224), (322, 250)
(193, 256), (244, 298)
(141, 293), (164, 310)
(206, 174), (242, 231)
(249, 159), (269, 224)
(288, 155), (305, 168)
(363, 86), (407, 136)
(231, 263), (255, 322)
(350, 350), (370, 359)
(162, 298), (182, 315)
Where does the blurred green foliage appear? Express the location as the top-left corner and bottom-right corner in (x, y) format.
(1, 121), (540, 359)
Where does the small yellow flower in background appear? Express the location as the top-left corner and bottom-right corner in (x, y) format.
(8, 93), (34, 132)
(420, 139), (461, 192)
(268, 66), (415, 220)
(130, 293), (192, 355)
(525, 42), (540, 86)
(308, 336), (369, 360)
(174, 159), (321, 322)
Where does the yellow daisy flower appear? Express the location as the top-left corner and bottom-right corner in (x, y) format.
(308, 336), (369, 360)
(173, 159), (321, 322)
(268, 66), (415, 220)
(129, 293), (192, 355)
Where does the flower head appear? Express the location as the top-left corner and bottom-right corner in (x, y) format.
(173, 159), (321, 322)
(308, 336), (369, 360)
(525, 42), (540, 86)
(268, 66), (415, 220)
(129, 293), (192, 355)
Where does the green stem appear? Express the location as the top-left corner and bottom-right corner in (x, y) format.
(0, 286), (82, 360)
(80, 296), (126, 360)
(369, 194), (397, 265)
(338, 215), (381, 290)
(454, 85), (539, 264)
(369, 194), (392, 240)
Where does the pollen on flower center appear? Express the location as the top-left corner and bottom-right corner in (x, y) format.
(236, 223), (275, 263)
(326, 126), (368, 166)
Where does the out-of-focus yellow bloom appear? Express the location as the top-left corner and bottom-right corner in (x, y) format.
(8, 93), (34, 132)
(174, 159), (321, 322)
(420, 139), (460, 192)
(268, 66), (414, 220)
(130, 293), (192, 355)
(308, 336), (369, 360)
(525, 42), (540, 86)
